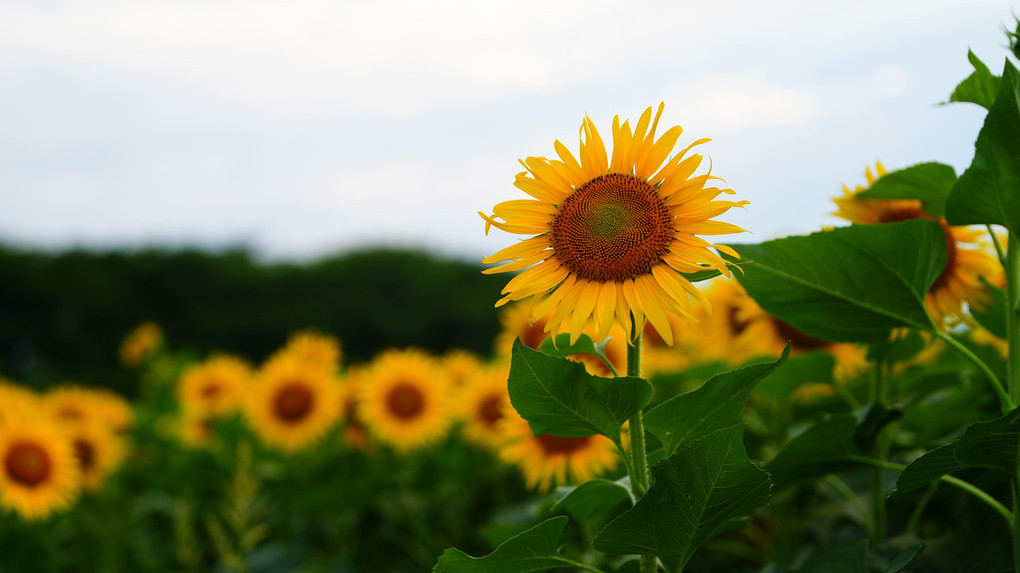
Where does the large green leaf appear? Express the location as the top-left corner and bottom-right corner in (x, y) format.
(508, 339), (652, 448)
(856, 162), (957, 217)
(945, 59), (1020, 235)
(592, 425), (771, 573)
(433, 516), (593, 573)
(947, 50), (1001, 110)
(728, 219), (947, 342)
(644, 346), (789, 456)
(754, 351), (835, 398)
(892, 406), (1020, 495)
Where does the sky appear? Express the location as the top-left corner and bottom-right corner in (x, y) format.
(0, 0), (1017, 263)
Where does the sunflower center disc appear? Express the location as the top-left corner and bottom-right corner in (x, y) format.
(386, 383), (425, 420)
(4, 441), (52, 487)
(552, 173), (674, 282)
(73, 440), (96, 473)
(536, 434), (591, 455)
(273, 383), (315, 423)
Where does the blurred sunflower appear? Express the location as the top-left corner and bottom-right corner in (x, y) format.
(457, 362), (511, 451)
(119, 321), (163, 367)
(44, 385), (133, 430)
(498, 409), (618, 492)
(358, 349), (454, 452)
(270, 330), (342, 374)
(245, 356), (341, 453)
(0, 417), (80, 520)
(89, 389), (135, 434)
(66, 423), (126, 491)
(177, 354), (252, 417)
(176, 411), (218, 449)
(834, 162), (1001, 327)
(481, 103), (747, 345)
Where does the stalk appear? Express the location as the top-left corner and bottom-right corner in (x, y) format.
(626, 332), (656, 573)
(869, 360), (888, 544)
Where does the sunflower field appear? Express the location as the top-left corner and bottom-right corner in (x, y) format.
(3, 18), (1020, 573)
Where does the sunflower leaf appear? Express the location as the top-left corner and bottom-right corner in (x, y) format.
(945, 59), (1020, 235)
(855, 162), (957, 217)
(433, 516), (592, 573)
(551, 478), (635, 522)
(592, 424), (771, 573)
(726, 219), (947, 343)
(799, 539), (870, 573)
(892, 406), (1020, 495)
(644, 345), (789, 457)
(946, 50), (1001, 110)
(508, 339), (652, 448)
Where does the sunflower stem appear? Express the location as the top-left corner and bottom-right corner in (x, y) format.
(626, 331), (655, 573)
(869, 359), (888, 545)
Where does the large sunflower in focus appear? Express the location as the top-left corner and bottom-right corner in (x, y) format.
(834, 162), (1001, 327)
(498, 409), (618, 493)
(481, 104), (747, 345)
(358, 349), (454, 452)
(0, 418), (80, 520)
(245, 357), (341, 453)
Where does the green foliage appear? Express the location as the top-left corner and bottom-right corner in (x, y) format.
(947, 50), (1001, 109)
(765, 414), (866, 490)
(728, 219), (947, 342)
(644, 346), (788, 457)
(550, 478), (634, 522)
(507, 339), (652, 449)
(433, 516), (596, 573)
(894, 407), (1020, 494)
(798, 539), (869, 573)
(972, 279), (1009, 338)
(593, 425), (771, 573)
(856, 162), (957, 217)
(945, 59), (1020, 235)
(538, 333), (618, 375)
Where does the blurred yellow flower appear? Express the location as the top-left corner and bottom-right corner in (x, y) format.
(498, 409), (618, 493)
(456, 362), (511, 451)
(269, 330), (342, 374)
(119, 321), (164, 367)
(0, 417), (80, 520)
(66, 422), (126, 492)
(245, 356), (341, 453)
(177, 354), (252, 417)
(358, 349), (454, 453)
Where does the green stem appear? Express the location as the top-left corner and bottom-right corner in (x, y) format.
(823, 475), (871, 527)
(849, 456), (1013, 523)
(626, 331), (656, 573)
(933, 330), (1012, 414)
(905, 482), (939, 536)
(989, 224), (1008, 269)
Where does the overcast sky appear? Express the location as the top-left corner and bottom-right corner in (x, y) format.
(0, 0), (1016, 263)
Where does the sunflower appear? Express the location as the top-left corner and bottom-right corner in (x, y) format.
(65, 422), (126, 491)
(119, 321), (164, 367)
(480, 104), (747, 345)
(89, 389), (135, 434)
(498, 408), (618, 492)
(337, 367), (371, 451)
(357, 348), (454, 452)
(270, 330), (342, 374)
(245, 356), (342, 453)
(456, 362), (512, 451)
(177, 354), (252, 417)
(833, 162), (1001, 327)
(0, 417), (80, 520)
